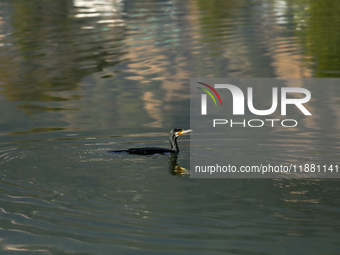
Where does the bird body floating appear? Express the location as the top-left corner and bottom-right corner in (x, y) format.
(108, 128), (192, 155)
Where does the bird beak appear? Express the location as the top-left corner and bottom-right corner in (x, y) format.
(179, 129), (193, 135)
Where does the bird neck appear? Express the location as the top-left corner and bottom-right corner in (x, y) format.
(170, 136), (179, 153)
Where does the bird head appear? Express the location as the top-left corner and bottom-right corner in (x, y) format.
(170, 128), (193, 138)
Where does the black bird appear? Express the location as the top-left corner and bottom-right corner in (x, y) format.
(108, 128), (192, 155)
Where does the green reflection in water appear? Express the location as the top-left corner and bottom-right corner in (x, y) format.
(16, 104), (80, 115)
(295, 0), (340, 77)
(9, 127), (67, 135)
(0, 0), (127, 103)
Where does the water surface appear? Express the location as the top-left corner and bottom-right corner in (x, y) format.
(0, 0), (340, 254)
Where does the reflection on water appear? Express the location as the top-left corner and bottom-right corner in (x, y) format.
(3, 0), (340, 134)
(168, 153), (189, 175)
(0, 0), (340, 254)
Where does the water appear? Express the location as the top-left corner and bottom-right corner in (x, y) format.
(0, 0), (340, 254)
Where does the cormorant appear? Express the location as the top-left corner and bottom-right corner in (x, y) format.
(108, 128), (192, 155)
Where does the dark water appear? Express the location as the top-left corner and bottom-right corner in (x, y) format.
(0, 0), (340, 254)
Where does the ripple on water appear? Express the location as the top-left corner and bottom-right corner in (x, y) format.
(1, 0), (340, 253)
(0, 133), (339, 254)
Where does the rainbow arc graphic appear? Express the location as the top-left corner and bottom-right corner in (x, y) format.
(196, 82), (222, 106)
